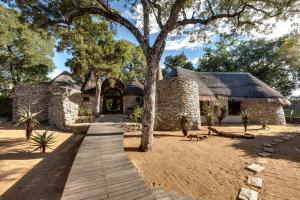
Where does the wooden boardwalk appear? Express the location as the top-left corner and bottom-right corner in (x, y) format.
(62, 118), (200, 200)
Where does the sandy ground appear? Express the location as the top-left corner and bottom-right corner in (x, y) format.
(124, 124), (300, 200)
(0, 121), (83, 200)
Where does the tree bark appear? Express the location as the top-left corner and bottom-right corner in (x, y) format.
(139, 52), (159, 151)
(95, 80), (101, 117)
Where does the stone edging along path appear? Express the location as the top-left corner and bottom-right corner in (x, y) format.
(61, 122), (201, 200)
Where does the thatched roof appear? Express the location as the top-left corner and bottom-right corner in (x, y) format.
(124, 77), (144, 96)
(49, 71), (82, 90)
(167, 67), (290, 105)
(81, 70), (98, 94)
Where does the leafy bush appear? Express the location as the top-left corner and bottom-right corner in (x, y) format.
(131, 106), (144, 123)
(203, 102), (215, 126)
(30, 130), (56, 153)
(78, 107), (93, 116)
(16, 106), (40, 140)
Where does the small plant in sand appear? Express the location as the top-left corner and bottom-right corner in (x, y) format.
(213, 100), (228, 125)
(261, 119), (270, 130)
(30, 130), (56, 153)
(131, 106), (144, 123)
(177, 113), (192, 136)
(16, 106), (40, 140)
(240, 111), (249, 132)
(203, 102), (215, 126)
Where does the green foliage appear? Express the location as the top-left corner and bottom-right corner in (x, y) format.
(30, 130), (56, 153)
(202, 102), (216, 126)
(213, 100), (228, 124)
(163, 52), (194, 76)
(78, 107), (93, 117)
(56, 15), (146, 81)
(0, 5), (54, 88)
(16, 106), (40, 140)
(197, 34), (300, 96)
(131, 106), (144, 123)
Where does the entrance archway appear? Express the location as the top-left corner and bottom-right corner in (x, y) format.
(103, 88), (123, 114)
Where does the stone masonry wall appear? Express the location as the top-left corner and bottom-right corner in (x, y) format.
(123, 96), (142, 113)
(155, 77), (201, 131)
(13, 84), (49, 123)
(48, 87), (82, 130)
(241, 101), (286, 125)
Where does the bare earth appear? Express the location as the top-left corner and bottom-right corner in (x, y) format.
(124, 124), (300, 200)
(0, 121), (83, 200)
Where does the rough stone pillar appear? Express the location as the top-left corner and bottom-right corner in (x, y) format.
(155, 77), (201, 131)
(241, 101), (286, 125)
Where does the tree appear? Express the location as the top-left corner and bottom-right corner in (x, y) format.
(0, 5), (54, 93)
(197, 34), (300, 96)
(163, 52), (194, 76)
(6, 0), (300, 151)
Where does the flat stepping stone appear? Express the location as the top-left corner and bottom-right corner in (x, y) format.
(271, 142), (278, 145)
(256, 158), (268, 164)
(262, 147), (274, 153)
(246, 164), (265, 173)
(247, 176), (263, 188)
(282, 136), (291, 140)
(274, 139), (284, 143)
(262, 143), (272, 147)
(286, 135), (295, 138)
(238, 187), (258, 200)
(258, 152), (272, 157)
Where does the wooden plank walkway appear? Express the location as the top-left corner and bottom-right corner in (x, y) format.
(62, 117), (200, 200)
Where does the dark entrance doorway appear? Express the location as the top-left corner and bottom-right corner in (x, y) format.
(103, 88), (123, 114)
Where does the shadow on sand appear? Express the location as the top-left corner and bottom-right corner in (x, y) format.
(230, 132), (300, 163)
(0, 134), (84, 200)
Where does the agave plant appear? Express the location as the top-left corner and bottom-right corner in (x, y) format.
(240, 111), (249, 132)
(212, 100), (228, 125)
(202, 102), (215, 126)
(30, 130), (56, 153)
(16, 106), (40, 140)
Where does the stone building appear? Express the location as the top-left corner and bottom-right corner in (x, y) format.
(13, 67), (290, 131)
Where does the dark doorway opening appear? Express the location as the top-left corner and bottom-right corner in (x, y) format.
(103, 88), (123, 114)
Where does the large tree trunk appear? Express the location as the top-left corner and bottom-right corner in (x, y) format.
(139, 53), (159, 152)
(95, 80), (101, 117)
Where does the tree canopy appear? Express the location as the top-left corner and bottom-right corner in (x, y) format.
(0, 5), (54, 93)
(56, 15), (146, 83)
(197, 34), (300, 96)
(163, 52), (194, 76)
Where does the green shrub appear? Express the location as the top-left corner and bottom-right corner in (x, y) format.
(30, 130), (56, 153)
(131, 106), (144, 123)
(78, 107), (93, 116)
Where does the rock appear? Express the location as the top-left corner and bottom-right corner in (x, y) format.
(238, 187), (258, 200)
(274, 139), (284, 143)
(246, 164), (265, 173)
(247, 176), (263, 188)
(282, 136), (291, 140)
(286, 135), (295, 138)
(258, 152), (272, 157)
(262, 147), (274, 153)
(271, 142), (278, 145)
(256, 158), (268, 164)
(262, 143), (272, 147)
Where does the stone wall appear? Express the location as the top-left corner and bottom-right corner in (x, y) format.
(123, 95), (142, 113)
(48, 86), (82, 130)
(13, 83), (49, 123)
(241, 101), (286, 125)
(155, 77), (201, 131)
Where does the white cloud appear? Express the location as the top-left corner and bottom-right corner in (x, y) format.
(48, 68), (63, 79)
(189, 57), (199, 65)
(165, 37), (203, 50)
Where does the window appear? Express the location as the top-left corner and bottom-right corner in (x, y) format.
(228, 101), (241, 115)
(83, 97), (90, 102)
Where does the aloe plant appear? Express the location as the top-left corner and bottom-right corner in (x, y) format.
(30, 130), (56, 153)
(16, 106), (40, 140)
(203, 102), (215, 126)
(240, 111), (249, 132)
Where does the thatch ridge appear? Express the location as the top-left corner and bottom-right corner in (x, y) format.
(124, 77), (144, 96)
(49, 71), (82, 90)
(167, 67), (290, 105)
